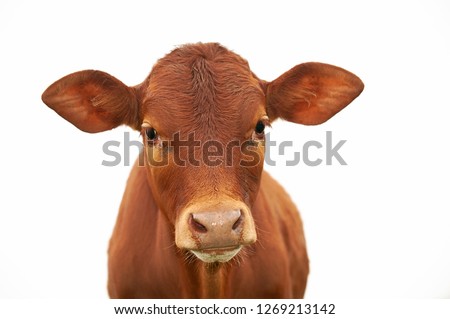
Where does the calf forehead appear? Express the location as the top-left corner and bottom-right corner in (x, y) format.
(142, 43), (265, 137)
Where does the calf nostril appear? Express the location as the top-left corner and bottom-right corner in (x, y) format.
(189, 214), (208, 233)
(232, 214), (243, 231)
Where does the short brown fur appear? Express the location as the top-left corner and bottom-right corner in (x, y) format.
(42, 43), (363, 298)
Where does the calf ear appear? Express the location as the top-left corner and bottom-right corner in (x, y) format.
(266, 62), (364, 125)
(42, 70), (141, 133)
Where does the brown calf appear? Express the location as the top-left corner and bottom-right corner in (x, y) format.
(42, 43), (363, 298)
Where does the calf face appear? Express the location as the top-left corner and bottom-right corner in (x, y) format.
(42, 43), (363, 263)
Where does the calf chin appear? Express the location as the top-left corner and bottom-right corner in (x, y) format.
(191, 246), (243, 263)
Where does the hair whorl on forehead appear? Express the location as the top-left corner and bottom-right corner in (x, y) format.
(145, 43), (264, 136)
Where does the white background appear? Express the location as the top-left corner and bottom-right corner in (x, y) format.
(0, 0), (449, 299)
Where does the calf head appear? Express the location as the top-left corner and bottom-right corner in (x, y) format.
(42, 43), (363, 263)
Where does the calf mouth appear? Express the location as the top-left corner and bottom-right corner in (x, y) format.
(191, 245), (242, 263)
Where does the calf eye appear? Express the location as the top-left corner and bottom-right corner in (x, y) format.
(255, 120), (265, 135)
(252, 117), (270, 142)
(145, 127), (158, 141)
